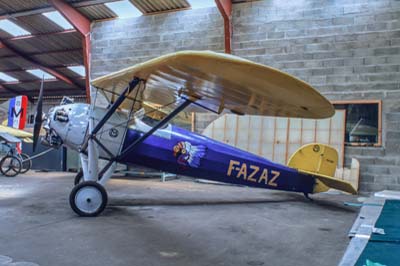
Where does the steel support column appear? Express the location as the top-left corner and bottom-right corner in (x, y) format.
(82, 36), (91, 101)
(49, 0), (92, 103)
(215, 0), (232, 54)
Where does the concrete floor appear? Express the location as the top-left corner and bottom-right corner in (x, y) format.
(0, 172), (359, 266)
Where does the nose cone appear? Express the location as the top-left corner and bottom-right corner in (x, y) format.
(45, 103), (90, 150)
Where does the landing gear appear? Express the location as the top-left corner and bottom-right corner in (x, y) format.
(69, 181), (108, 217)
(74, 169), (83, 185)
(67, 76), (192, 217)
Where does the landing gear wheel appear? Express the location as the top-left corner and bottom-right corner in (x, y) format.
(0, 155), (22, 177)
(19, 153), (32, 174)
(74, 168), (83, 185)
(69, 181), (108, 217)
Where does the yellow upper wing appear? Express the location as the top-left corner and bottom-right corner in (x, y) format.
(0, 124), (33, 139)
(92, 51), (334, 119)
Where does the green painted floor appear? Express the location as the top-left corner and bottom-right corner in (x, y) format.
(356, 200), (400, 266)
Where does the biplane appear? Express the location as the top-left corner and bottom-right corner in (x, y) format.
(0, 95), (32, 141)
(32, 51), (357, 217)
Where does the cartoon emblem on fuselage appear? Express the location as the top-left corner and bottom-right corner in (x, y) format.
(173, 141), (207, 168)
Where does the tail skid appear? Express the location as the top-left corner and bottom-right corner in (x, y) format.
(288, 143), (357, 195)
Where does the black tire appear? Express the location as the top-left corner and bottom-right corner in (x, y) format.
(69, 181), (108, 217)
(0, 155), (22, 177)
(19, 153), (32, 174)
(74, 168), (84, 185)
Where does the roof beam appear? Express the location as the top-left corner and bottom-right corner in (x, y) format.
(1, 88), (86, 97)
(1, 77), (85, 86)
(0, 84), (23, 96)
(215, 0), (232, 54)
(0, 39), (80, 87)
(0, 48), (82, 59)
(0, 0), (120, 20)
(2, 29), (77, 42)
(49, 0), (91, 36)
(0, 64), (82, 73)
(49, 0), (92, 102)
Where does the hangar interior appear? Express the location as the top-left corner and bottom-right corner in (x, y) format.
(0, 0), (399, 266)
(0, 0), (397, 192)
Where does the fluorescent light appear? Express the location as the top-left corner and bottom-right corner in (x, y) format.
(0, 19), (30, 36)
(68, 66), (85, 76)
(43, 11), (73, 29)
(27, 69), (55, 80)
(105, 0), (142, 18)
(0, 72), (18, 82)
(188, 0), (215, 9)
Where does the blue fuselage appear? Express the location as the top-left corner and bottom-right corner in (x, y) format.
(121, 125), (316, 194)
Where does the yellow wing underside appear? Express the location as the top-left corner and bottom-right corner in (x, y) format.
(92, 51), (334, 119)
(0, 124), (33, 141)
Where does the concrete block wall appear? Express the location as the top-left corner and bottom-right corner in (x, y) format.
(91, 0), (400, 192)
(232, 0), (400, 192)
(91, 7), (224, 78)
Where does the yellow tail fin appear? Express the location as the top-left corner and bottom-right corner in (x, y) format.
(288, 143), (357, 195)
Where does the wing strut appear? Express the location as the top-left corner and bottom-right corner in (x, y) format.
(118, 98), (193, 160)
(92, 77), (141, 136)
(97, 98), (194, 181)
(80, 77), (141, 153)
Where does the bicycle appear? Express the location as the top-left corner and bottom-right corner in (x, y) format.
(0, 142), (32, 177)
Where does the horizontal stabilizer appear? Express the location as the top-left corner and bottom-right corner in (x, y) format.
(288, 143), (357, 194)
(299, 169), (358, 195)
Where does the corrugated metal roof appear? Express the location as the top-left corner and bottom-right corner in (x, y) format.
(6, 31), (82, 54)
(0, 0), (48, 15)
(1, 70), (33, 81)
(14, 14), (65, 34)
(4, 81), (85, 96)
(0, 0), (232, 98)
(7, 80), (74, 90)
(131, 0), (190, 14)
(0, 57), (33, 71)
(0, 29), (13, 39)
(31, 50), (83, 66)
(57, 67), (86, 79)
(0, 47), (13, 57)
(77, 4), (117, 20)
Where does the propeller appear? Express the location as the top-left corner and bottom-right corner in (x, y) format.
(32, 76), (44, 152)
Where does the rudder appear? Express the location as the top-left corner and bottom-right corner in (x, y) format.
(288, 143), (357, 194)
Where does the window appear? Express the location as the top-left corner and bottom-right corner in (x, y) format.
(43, 11), (73, 29)
(67, 66), (85, 76)
(27, 69), (55, 80)
(105, 0), (142, 18)
(0, 72), (18, 82)
(0, 20), (30, 36)
(333, 100), (382, 146)
(188, 0), (215, 9)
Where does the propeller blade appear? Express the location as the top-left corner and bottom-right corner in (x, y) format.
(32, 76), (44, 152)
